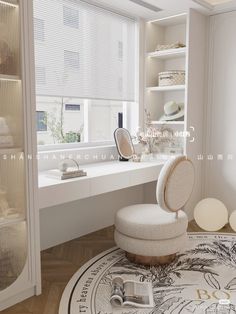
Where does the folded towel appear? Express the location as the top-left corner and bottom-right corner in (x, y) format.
(0, 135), (14, 147)
(0, 117), (10, 135)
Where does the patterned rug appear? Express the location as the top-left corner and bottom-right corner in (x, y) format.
(59, 233), (236, 314)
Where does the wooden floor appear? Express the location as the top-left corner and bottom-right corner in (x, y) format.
(2, 222), (233, 314)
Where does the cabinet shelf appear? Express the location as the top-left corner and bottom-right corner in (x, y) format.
(0, 74), (20, 82)
(147, 48), (186, 60)
(0, 148), (23, 155)
(147, 85), (186, 92)
(0, 0), (18, 8)
(0, 216), (25, 229)
(150, 121), (185, 125)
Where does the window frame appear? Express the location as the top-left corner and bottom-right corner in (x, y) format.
(36, 110), (48, 132)
(35, 12), (140, 152)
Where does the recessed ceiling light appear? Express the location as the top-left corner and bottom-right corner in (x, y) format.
(193, 0), (233, 8)
(129, 0), (162, 12)
(203, 0), (232, 4)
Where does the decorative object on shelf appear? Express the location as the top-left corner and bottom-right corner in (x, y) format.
(47, 159), (87, 180)
(0, 186), (21, 221)
(0, 117), (13, 148)
(0, 135), (13, 148)
(0, 39), (15, 75)
(229, 210), (236, 232)
(114, 128), (135, 162)
(194, 198), (228, 231)
(160, 101), (184, 121)
(155, 42), (185, 51)
(5, 208), (20, 220)
(0, 248), (15, 291)
(158, 70), (185, 87)
(0, 117), (10, 135)
(0, 186), (8, 220)
(136, 110), (175, 154)
(132, 153), (142, 162)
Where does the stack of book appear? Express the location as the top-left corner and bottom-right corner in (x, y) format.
(46, 167), (87, 180)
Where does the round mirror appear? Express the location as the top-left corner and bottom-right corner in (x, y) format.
(114, 128), (135, 161)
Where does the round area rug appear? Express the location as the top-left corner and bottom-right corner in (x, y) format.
(59, 233), (236, 314)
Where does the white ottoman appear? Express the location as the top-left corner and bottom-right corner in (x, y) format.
(115, 204), (188, 264)
(114, 156), (195, 265)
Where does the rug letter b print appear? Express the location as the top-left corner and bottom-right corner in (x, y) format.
(59, 233), (236, 314)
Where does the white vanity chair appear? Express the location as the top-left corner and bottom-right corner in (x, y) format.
(114, 156), (195, 265)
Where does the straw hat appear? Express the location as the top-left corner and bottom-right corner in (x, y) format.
(160, 101), (184, 121)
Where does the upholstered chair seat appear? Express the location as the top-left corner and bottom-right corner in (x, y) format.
(114, 156), (194, 265)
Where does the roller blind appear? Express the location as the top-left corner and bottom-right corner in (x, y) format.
(33, 0), (136, 102)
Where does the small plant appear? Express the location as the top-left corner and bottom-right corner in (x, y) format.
(44, 97), (83, 144)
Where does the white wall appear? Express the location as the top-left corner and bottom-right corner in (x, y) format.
(204, 11), (236, 213)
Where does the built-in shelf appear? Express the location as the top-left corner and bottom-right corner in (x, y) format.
(147, 85), (186, 92)
(147, 47), (186, 60)
(0, 148), (23, 155)
(0, 0), (18, 8)
(0, 216), (25, 229)
(150, 121), (185, 125)
(149, 13), (187, 26)
(0, 74), (20, 81)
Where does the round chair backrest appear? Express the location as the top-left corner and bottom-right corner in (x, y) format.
(156, 156), (195, 212)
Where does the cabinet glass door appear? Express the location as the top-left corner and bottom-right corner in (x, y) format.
(0, 0), (27, 290)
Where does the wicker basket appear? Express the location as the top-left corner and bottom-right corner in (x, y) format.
(158, 70), (185, 87)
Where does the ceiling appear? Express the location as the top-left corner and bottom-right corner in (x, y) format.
(90, 0), (236, 19)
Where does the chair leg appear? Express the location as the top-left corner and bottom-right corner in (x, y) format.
(126, 252), (176, 266)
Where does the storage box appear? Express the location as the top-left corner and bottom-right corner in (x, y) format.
(158, 70), (185, 86)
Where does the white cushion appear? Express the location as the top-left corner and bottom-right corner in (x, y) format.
(115, 204), (188, 240)
(156, 156), (195, 212)
(114, 230), (187, 256)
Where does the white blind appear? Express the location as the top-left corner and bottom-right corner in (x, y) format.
(33, 0), (136, 102)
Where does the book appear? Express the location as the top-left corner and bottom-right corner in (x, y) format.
(110, 276), (154, 308)
(46, 168), (87, 180)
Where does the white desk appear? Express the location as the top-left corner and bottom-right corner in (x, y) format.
(38, 160), (165, 209)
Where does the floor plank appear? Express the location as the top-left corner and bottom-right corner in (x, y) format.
(2, 222), (234, 313)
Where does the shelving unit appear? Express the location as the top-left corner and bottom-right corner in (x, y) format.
(144, 9), (207, 216)
(145, 13), (187, 154)
(0, 74), (20, 81)
(147, 85), (185, 92)
(0, 0), (18, 7)
(147, 47), (186, 60)
(0, 216), (25, 228)
(150, 120), (184, 125)
(0, 0), (40, 310)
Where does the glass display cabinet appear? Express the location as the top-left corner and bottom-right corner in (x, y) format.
(0, 0), (40, 310)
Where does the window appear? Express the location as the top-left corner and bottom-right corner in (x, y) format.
(35, 67), (46, 85)
(63, 6), (79, 29)
(33, 0), (137, 148)
(118, 41), (123, 60)
(36, 111), (47, 132)
(65, 104), (81, 111)
(64, 50), (79, 71)
(34, 18), (45, 41)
